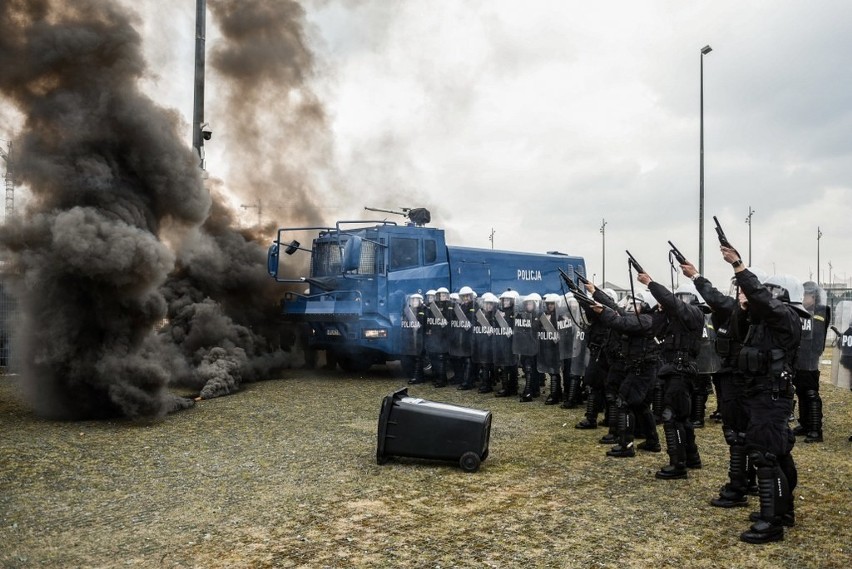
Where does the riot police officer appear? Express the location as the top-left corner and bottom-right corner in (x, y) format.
(560, 293), (588, 408)
(473, 293), (498, 393)
(640, 277), (706, 479)
(540, 293), (564, 405)
(425, 287), (451, 387)
(721, 247), (805, 544)
(792, 281), (831, 443)
(495, 290), (520, 397)
(450, 286), (476, 389)
(514, 293), (541, 401)
(692, 313), (722, 427)
(591, 290), (661, 457)
(575, 287), (618, 429)
(681, 262), (767, 507)
(403, 294), (427, 384)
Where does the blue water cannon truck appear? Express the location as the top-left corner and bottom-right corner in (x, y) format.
(267, 208), (586, 373)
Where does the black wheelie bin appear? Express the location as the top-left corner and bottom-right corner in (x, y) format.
(376, 387), (492, 472)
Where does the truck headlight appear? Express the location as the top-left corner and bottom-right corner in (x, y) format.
(363, 329), (387, 339)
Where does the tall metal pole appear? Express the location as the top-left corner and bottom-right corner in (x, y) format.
(699, 45), (712, 274)
(0, 140), (13, 220)
(600, 218), (607, 284)
(193, 0), (207, 170)
(817, 227), (822, 285)
(745, 206), (755, 266)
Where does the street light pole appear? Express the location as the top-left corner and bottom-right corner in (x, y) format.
(699, 44), (712, 274)
(745, 206), (755, 266)
(600, 218), (607, 285)
(817, 227), (822, 285)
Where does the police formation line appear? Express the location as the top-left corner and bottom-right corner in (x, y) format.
(399, 244), (836, 545)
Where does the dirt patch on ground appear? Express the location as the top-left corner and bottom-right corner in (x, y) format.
(1, 363), (850, 568)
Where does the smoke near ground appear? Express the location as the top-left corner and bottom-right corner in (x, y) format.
(0, 0), (314, 417)
(0, 0), (212, 419)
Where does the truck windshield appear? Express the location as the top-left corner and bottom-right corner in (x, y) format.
(311, 238), (383, 277)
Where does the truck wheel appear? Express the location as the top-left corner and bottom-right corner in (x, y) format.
(459, 451), (481, 473)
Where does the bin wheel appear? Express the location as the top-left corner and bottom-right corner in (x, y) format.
(459, 451), (481, 473)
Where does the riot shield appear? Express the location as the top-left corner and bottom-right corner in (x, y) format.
(797, 282), (830, 371)
(424, 301), (450, 354)
(512, 300), (540, 357)
(493, 309), (517, 366)
(557, 296), (575, 361)
(567, 296), (591, 376)
(448, 300), (474, 357)
(399, 295), (425, 356)
(472, 307), (495, 364)
(696, 313), (722, 374)
(537, 308), (561, 374)
(830, 300), (852, 390)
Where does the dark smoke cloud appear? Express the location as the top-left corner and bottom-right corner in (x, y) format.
(158, 194), (296, 400)
(208, 0), (335, 228)
(0, 0), (210, 418)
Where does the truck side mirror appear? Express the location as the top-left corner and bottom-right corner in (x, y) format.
(267, 243), (280, 277)
(341, 236), (362, 273)
(284, 239), (301, 255)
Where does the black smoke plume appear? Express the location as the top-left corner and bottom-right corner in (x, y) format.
(0, 0), (210, 418)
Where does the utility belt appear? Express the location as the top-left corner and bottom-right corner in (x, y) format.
(657, 350), (698, 377)
(745, 371), (795, 400)
(626, 357), (657, 375)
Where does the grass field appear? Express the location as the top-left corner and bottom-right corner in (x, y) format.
(1, 363), (850, 568)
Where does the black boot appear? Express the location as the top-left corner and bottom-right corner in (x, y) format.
(494, 368), (511, 397)
(519, 362), (534, 402)
(606, 406), (635, 458)
(433, 354), (448, 387)
(711, 443), (749, 508)
(804, 390), (823, 443)
(545, 374), (562, 405)
(684, 422), (702, 469)
(561, 375), (582, 409)
(656, 422), (688, 479)
(636, 409), (661, 452)
(457, 358), (474, 391)
(531, 371), (542, 398)
(478, 365), (494, 393)
(740, 464), (787, 543)
(449, 357), (462, 385)
(407, 356), (426, 385)
(575, 387), (599, 429)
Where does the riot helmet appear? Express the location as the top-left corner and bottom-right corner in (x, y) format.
(523, 292), (542, 313)
(674, 281), (706, 306)
(499, 290), (517, 310)
(409, 293), (423, 309)
(450, 292), (459, 302)
(802, 281), (826, 311)
(481, 292), (499, 311)
(640, 290), (658, 312)
(543, 293), (560, 313)
(763, 274), (809, 317)
(728, 266), (768, 298)
(426, 289), (436, 304)
(436, 286), (450, 302)
(458, 285), (475, 304)
(602, 288), (618, 303)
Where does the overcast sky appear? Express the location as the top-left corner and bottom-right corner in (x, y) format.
(10, 0), (852, 292)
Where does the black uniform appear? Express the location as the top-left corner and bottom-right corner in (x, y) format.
(598, 305), (661, 457)
(472, 305), (496, 393)
(402, 300), (427, 384)
(450, 299), (476, 389)
(574, 290), (617, 430)
(514, 302), (541, 401)
(425, 300), (451, 387)
(694, 275), (753, 507)
(494, 304), (519, 397)
(735, 269), (802, 544)
(539, 304), (563, 405)
(648, 281), (705, 479)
